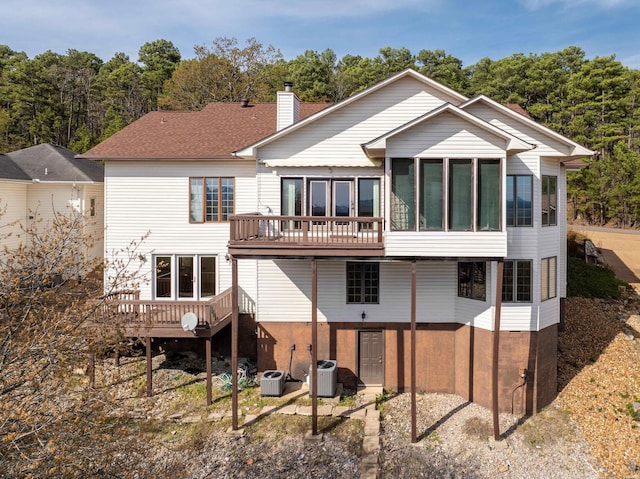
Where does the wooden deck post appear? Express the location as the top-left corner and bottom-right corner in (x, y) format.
(411, 261), (417, 443)
(311, 259), (318, 436)
(231, 257), (239, 431)
(492, 260), (504, 441)
(146, 336), (152, 397)
(206, 336), (212, 406)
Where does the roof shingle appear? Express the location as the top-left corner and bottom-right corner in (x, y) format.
(3, 144), (103, 182)
(80, 102), (329, 160)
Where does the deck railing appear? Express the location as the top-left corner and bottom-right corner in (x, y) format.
(94, 287), (233, 335)
(229, 214), (384, 248)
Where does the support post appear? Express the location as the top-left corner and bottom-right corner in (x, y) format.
(492, 260), (504, 441)
(311, 259), (318, 436)
(232, 257), (239, 430)
(206, 336), (212, 406)
(411, 261), (417, 443)
(146, 336), (152, 397)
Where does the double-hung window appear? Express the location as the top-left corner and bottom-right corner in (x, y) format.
(541, 256), (557, 301)
(502, 260), (532, 302)
(506, 175), (532, 226)
(346, 262), (379, 304)
(458, 262), (486, 301)
(190, 177), (234, 222)
(541, 176), (557, 226)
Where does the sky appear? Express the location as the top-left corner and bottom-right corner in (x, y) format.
(1, 0), (639, 69)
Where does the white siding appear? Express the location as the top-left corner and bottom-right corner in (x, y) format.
(104, 159), (257, 308)
(463, 103), (571, 156)
(260, 260), (461, 325)
(0, 181), (28, 252)
(385, 231), (507, 257)
(259, 76), (459, 166)
(538, 297), (559, 330)
(501, 304), (537, 331)
(276, 91), (300, 130)
(27, 183), (79, 223)
(387, 112), (507, 158)
(82, 183), (104, 261)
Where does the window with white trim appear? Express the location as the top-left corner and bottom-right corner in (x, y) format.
(347, 262), (379, 304)
(153, 254), (216, 300)
(458, 261), (486, 301)
(391, 158), (501, 232)
(502, 260), (532, 302)
(541, 176), (557, 226)
(541, 256), (557, 301)
(506, 175), (532, 226)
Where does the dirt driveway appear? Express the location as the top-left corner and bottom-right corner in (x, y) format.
(569, 225), (640, 286)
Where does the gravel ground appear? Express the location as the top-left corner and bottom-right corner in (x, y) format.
(92, 294), (639, 479)
(557, 296), (640, 479)
(378, 393), (598, 479)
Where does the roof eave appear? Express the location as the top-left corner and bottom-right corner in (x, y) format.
(78, 154), (245, 161)
(362, 103), (534, 156)
(461, 96), (593, 155)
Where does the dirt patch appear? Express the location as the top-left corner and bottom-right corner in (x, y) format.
(569, 226), (640, 286)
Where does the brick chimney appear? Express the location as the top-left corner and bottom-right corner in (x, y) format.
(277, 81), (300, 130)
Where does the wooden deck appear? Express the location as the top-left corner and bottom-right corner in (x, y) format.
(94, 287), (233, 338)
(228, 214), (385, 257)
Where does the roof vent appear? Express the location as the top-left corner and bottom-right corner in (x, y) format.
(240, 98), (250, 108)
(284, 81), (293, 92)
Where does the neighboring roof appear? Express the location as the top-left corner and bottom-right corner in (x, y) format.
(461, 96), (594, 158)
(562, 158), (588, 170)
(79, 102), (329, 160)
(0, 154), (31, 180)
(235, 69), (470, 158)
(362, 103), (534, 159)
(3, 144), (103, 182)
(504, 103), (531, 119)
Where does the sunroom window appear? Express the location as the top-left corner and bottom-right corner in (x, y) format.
(392, 158), (501, 232)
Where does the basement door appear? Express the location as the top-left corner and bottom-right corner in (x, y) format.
(359, 330), (384, 385)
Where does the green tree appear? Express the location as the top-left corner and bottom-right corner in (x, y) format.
(285, 49), (337, 101)
(416, 49), (468, 92)
(138, 39), (181, 111)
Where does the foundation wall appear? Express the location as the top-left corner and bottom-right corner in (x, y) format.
(256, 321), (557, 414)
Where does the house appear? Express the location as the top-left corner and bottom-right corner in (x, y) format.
(0, 143), (104, 259)
(80, 70), (592, 428)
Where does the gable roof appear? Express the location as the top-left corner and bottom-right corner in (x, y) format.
(362, 103), (534, 159)
(461, 96), (593, 158)
(3, 144), (103, 182)
(235, 69), (469, 158)
(79, 102), (329, 160)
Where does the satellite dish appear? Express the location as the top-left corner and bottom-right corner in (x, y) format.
(181, 312), (198, 332)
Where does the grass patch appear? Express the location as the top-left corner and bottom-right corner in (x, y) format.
(626, 403), (640, 421)
(520, 407), (574, 449)
(338, 393), (356, 407)
(177, 381), (208, 401)
(567, 256), (627, 298)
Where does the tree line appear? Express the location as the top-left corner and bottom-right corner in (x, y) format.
(1, 38), (639, 227)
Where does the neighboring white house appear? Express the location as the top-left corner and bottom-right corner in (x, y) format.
(0, 143), (104, 259)
(81, 70), (592, 414)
